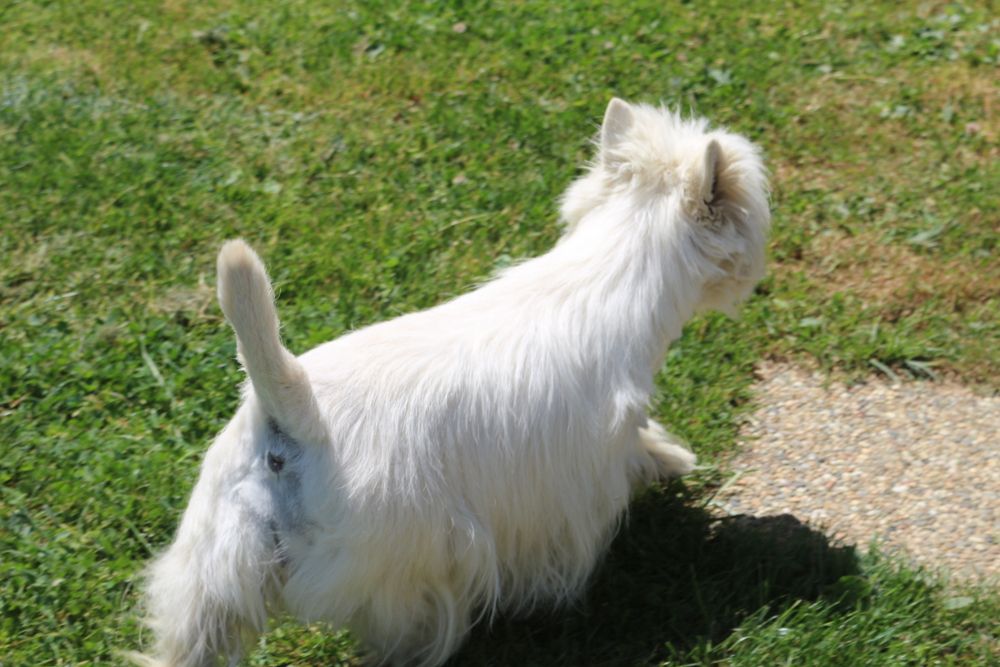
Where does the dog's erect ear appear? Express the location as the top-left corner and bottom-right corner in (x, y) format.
(601, 98), (634, 156)
(700, 139), (722, 204)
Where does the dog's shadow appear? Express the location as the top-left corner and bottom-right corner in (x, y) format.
(450, 485), (861, 666)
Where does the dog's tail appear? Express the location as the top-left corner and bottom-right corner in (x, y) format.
(217, 240), (326, 445)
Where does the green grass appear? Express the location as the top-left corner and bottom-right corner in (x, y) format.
(1, 0), (997, 664)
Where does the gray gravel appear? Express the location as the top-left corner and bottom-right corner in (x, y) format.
(714, 362), (999, 583)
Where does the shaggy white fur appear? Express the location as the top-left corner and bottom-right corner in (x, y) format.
(133, 98), (770, 667)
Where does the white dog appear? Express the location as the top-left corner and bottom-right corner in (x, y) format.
(134, 98), (770, 667)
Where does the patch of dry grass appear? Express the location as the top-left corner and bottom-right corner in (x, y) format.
(782, 229), (998, 314)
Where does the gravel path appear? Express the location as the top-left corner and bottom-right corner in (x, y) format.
(714, 362), (999, 582)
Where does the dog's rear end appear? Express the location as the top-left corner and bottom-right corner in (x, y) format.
(132, 422), (276, 667)
(132, 241), (320, 667)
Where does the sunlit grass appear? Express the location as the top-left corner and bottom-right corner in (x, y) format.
(1, 1), (996, 664)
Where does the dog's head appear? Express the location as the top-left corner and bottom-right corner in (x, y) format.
(560, 98), (770, 314)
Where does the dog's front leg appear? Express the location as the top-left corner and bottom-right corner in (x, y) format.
(628, 419), (697, 486)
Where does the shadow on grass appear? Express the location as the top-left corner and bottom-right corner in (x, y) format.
(450, 485), (860, 666)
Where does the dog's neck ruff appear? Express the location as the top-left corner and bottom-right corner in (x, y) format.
(544, 197), (692, 352)
(453, 194), (696, 427)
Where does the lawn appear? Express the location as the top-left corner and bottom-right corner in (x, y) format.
(1, 0), (997, 664)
